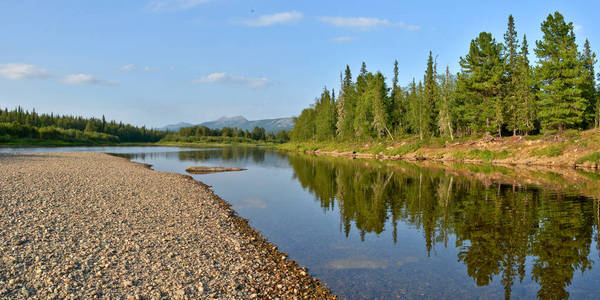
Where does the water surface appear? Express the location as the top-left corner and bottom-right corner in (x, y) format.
(2, 146), (599, 299)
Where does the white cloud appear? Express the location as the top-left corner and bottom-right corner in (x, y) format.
(0, 63), (49, 80)
(61, 74), (118, 86)
(121, 64), (136, 71)
(318, 16), (419, 31)
(146, 0), (210, 12)
(143, 66), (161, 72)
(574, 24), (582, 31)
(242, 11), (303, 27)
(192, 72), (269, 88)
(329, 36), (357, 43)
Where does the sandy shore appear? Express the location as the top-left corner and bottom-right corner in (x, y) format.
(0, 152), (335, 299)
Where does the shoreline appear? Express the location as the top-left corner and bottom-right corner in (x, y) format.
(277, 130), (600, 170)
(0, 152), (335, 299)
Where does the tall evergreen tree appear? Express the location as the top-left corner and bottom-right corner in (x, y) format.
(390, 60), (406, 134)
(408, 78), (429, 140)
(337, 66), (355, 139)
(456, 32), (506, 136)
(315, 88), (337, 140)
(370, 72), (393, 139)
(581, 39), (597, 128)
(504, 15), (520, 135)
(438, 66), (455, 139)
(535, 12), (587, 131)
(516, 35), (537, 134)
(423, 52), (438, 137)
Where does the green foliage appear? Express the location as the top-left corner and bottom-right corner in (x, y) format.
(288, 11), (597, 146)
(535, 12), (589, 132)
(0, 106), (164, 144)
(576, 152), (600, 164)
(455, 32), (506, 136)
(164, 124), (286, 144)
(454, 149), (511, 161)
(531, 144), (566, 157)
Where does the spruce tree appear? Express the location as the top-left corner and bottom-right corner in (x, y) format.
(456, 32), (506, 136)
(597, 72), (600, 128)
(314, 88), (336, 140)
(516, 35), (537, 134)
(337, 65), (355, 139)
(581, 39), (597, 128)
(390, 60), (405, 133)
(371, 72), (392, 139)
(504, 15), (520, 135)
(438, 66), (455, 139)
(535, 12), (587, 131)
(423, 51), (438, 137)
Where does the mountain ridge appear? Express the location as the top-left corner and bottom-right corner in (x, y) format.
(160, 116), (294, 133)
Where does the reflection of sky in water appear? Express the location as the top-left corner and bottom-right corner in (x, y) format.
(4, 146), (600, 300)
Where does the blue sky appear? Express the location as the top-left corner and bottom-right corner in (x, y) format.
(0, 0), (598, 127)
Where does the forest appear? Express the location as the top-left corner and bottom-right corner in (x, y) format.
(160, 125), (290, 144)
(0, 106), (165, 144)
(290, 12), (599, 142)
(0, 106), (288, 145)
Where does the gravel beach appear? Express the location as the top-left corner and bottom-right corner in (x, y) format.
(0, 152), (335, 299)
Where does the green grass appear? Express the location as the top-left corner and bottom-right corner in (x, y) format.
(453, 149), (510, 162)
(530, 144), (566, 157)
(576, 152), (600, 164)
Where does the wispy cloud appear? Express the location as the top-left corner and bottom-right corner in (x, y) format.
(146, 0), (210, 13)
(61, 74), (118, 86)
(329, 36), (357, 43)
(574, 24), (582, 31)
(0, 63), (50, 80)
(241, 11), (303, 27)
(318, 16), (419, 31)
(192, 72), (269, 88)
(121, 64), (136, 71)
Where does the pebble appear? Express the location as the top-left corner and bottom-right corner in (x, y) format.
(0, 152), (336, 299)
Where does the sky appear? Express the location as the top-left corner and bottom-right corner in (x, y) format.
(0, 0), (598, 128)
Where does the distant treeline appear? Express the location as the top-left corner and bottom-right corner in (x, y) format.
(162, 125), (290, 143)
(291, 12), (599, 142)
(0, 106), (165, 143)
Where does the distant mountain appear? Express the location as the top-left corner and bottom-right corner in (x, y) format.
(160, 116), (294, 133)
(160, 122), (194, 132)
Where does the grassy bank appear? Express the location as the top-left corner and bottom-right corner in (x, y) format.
(277, 129), (600, 169)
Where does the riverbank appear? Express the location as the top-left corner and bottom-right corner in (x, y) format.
(278, 128), (600, 169)
(0, 152), (334, 299)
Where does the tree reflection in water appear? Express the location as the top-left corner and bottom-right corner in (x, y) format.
(287, 153), (598, 299)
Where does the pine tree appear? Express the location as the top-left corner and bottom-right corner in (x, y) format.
(516, 35), (537, 134)
(504, 15), (520, 135)
(581, 39), (597, 128)
(456, 32), (506, 136)
(535, 12), (587, 131)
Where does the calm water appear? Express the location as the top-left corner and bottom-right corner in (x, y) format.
(2, 146), (600, 299)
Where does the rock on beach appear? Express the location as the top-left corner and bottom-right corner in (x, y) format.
(0, 152), (335, 299)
